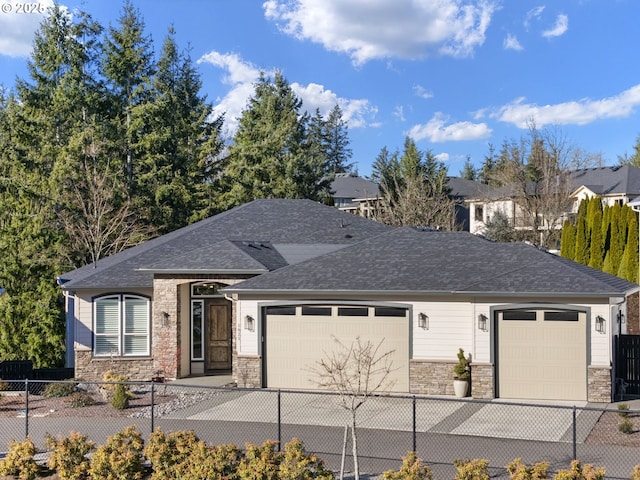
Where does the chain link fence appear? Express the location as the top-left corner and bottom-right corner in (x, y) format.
(1, 379), (639, 479)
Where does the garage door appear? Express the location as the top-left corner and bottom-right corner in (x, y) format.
(498, 309), (587, 401)
(265, 305), (409, 392)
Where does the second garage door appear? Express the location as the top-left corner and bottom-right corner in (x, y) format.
(498, 309), (587, 401)
(265, 305), (409, 392)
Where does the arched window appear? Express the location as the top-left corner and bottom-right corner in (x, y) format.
(94, 294), (150, 356)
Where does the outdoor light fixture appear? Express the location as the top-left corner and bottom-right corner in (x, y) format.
(595, 315), (606, 334)
(477, 314), (488, 332)
(418, 313), (428, 330)
(245, 315), (255, 332)
(162, 311), (170, 326)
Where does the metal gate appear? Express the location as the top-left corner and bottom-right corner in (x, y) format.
(614, 334), (640, 399)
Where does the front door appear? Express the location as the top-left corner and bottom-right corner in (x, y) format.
(206, 301), (232, 371)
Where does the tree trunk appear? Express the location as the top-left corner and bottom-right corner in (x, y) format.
(351, 410), (359, 480)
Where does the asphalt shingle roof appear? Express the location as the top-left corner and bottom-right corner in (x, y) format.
(59, 199), (391, 290)
(224, 227), (638, 297)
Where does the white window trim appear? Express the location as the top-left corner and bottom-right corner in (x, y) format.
(93, 294), (150, 357)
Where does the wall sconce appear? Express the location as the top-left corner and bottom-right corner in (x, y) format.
(162, 311), (170, 326)
(418, 313), (428, 330)
(595, 315), (606, 334)
(245, 315), (255, 332)
(477, 314), (488, 332)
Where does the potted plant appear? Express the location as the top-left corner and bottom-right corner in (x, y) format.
(453, 348), (470, 398)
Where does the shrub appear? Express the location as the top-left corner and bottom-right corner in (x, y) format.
(236, 440), (281, 480)
(144, 428), (200, 480)
(66, 392), (96, 408)
(619, 418), (633, 434)
(46, 431), (95, 480)
(553, 460), (605, 480)
(454, 348), (470, 380)
(454, 459), (489, 480)
(631, 465), (640, 480)
(383, 451), (432, 480)
(43, 381), (77, 398)
(0, 437), (39, 480)
(506, 458), (549, 480)
(177, 442), (242, 480)
(111, 383), (131, 410)
(278, 438), (333, 480)
(89, 425), (145, 480)
(617, 403), (630, 418)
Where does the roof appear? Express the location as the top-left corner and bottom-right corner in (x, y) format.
(224, 227), (638, 298)
(569, 165), (640, 197)
(446, 177), (493, 199)
(330, 172), (380, 203)
(59, 199), (391, 290)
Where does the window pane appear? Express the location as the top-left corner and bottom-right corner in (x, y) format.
(96, 298), (119, 334)
(124, 335), (148, 355)
(374, 307), (406, 317)
(301, 306), (331, 316)
(124, 297), (148, 334)
(544, 311), (579, 321)
(192, 301), (203, 360)
(503, 311), (537, 321)
(338, 307), (369, 317)
(95, 336), (119, 356)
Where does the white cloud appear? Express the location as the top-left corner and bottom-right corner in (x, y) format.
(413, 84), (434, 99)
(524, 6), (545, 30)
(493, 84), (640, 128)
(503, 34), (523, 51)
(0, 0), (59, 57)
(435, 152), (450, 162)
(393, 105), (406, 121)
(407, 112), (492, 142)
(263, 0), (498, 65)
(542, 14), (568, 38)
(198, 50), (377, 135)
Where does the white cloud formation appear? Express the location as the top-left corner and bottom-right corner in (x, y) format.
(393, 105), (406, 121)
(407, 112), (492, 142)
(413, 84), (434, 99)
(435, 152), (450, 162)
(263, 0), (498, 65)
(0, 0), (58, 57)
(198, 50), (377, 136)
(524, 6), (545, 30)
(503, 34), (523, 51)
(542, 14), (568, 38)
(493, 84), (640, 128)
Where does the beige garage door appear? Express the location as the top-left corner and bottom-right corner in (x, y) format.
(498, 309), (587, 401)
(265, 305), (409, 392)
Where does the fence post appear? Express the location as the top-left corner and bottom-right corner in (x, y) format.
(572, 405), (577, 460)
(277, 390), (282, 452)
(412, 396), (417, 453)
(151, 381), (155, 434)
(25, 379), (29, 439)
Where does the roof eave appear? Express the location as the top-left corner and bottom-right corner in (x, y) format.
(136, 268), (268, 275)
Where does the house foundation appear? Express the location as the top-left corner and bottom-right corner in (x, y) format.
(588, 365), (611, 403)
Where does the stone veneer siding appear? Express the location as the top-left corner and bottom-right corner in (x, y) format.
(236, 356), (261, 388)
(470, 363), (494, 399)
(75, 351), (156, 382)
(410, 360), (495, 399)
(588, 365), (611, 403)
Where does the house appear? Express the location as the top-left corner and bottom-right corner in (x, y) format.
(330, 172), (380, 217)
(59, 199), (638, 403)
(468, 165), (640, 237)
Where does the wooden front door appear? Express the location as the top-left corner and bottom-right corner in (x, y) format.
(206, 301), (232, 371)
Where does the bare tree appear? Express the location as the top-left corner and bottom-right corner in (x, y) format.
(57, 161), (152, 267)
(311, 336), (396, 480)
(489, 123), (583, 249)
(374, 173), (458, 230)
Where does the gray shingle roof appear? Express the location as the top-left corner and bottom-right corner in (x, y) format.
(330, 173), (380, 202)
(59, 199), (391, 290)
(224, 227), (638, 297)
(569, 165), (640, 196)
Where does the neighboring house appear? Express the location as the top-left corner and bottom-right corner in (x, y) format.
(468, 165), (640, 237)
(330, 172), (380, 217)
(59, 199), (638, 403)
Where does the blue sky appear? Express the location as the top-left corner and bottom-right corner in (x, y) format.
(1, 0), (639, 177)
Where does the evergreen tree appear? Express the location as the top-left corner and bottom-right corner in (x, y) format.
(559, 220), (576, 259)
(132, 29), (224, 233)
(221, 71), (330, 208)
(102, 0), (155, 186)
(607, 203), (625, 275)
(588, 204), (603, 270)
(460, 155), (477, 181)
(324, 104), (353, 173)
(574, 199), (590, 265)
